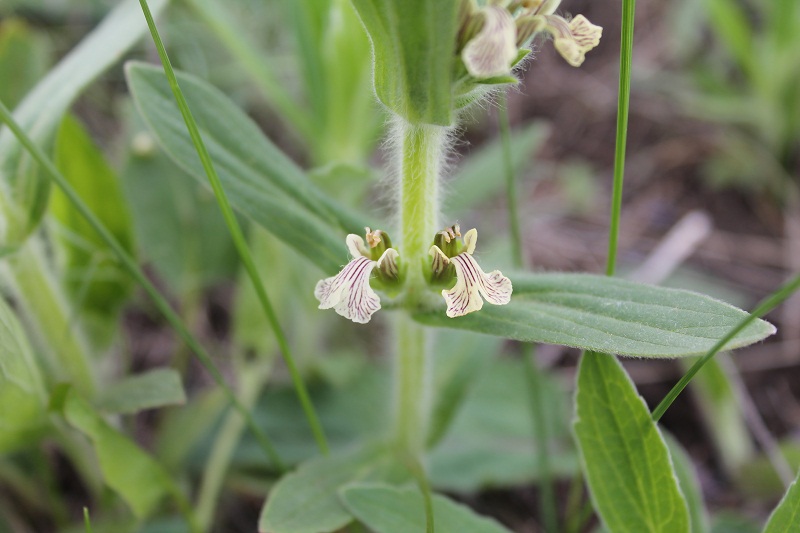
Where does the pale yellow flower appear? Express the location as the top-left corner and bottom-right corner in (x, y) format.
(429, 229), (512, 318)
(315, 233), (398, 324)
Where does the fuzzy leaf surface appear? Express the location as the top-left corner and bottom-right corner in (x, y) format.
(414, 273), (775, 357)
(574, 353), (690, 533)
(126, 62), (367, 275)
(259, 446), (407, 533)
(349, 0), (459, 125)
(340, 484), (512, 533)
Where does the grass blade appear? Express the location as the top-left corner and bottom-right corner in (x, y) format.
(652, 272), (800, 422)
(136, 0), (328, 454)
(498, 93), (557, 533)
(606, 0), (636, 276)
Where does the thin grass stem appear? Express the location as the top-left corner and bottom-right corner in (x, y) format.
(499, 94), (557, 532)
(0, 99), (285, 471)
(182, 0), (314, 143)
(652, 272), (800, 422)
(606, 0), (636, 277)
(137, 0), (329, 455)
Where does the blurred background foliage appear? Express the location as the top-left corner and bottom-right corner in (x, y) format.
(0, 0), (798, 532)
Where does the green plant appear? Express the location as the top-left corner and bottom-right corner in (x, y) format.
(665, 0), (800, 194)
(0, 0), (797, 532)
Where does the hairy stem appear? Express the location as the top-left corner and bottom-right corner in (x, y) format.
(392, 119), (448, 454)
(394, 315), (431, 454)
(397, 119), (447, 297)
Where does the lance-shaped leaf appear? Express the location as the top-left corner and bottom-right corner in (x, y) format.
(51, 385), (180, 518)
(0, 295), (46, 454)
(53, 115), (134, 339)
(763, 470), (800, 533)
(96, 368), (186, 415)
(415, 273), (775, 358)
(0, 0), (168, 251)
(574, 353), (690, 533)
(126, 62), (369, 275)
(349, 0), (460, 125)
(340, 484), (513, 533)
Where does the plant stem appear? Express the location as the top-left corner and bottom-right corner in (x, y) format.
(397, 119), (447, 297)
(4, 238), (94, 395)
(394, 314), (431, 454)
(498, 95), (557, 532)
(606, 0), (636, 277)
(393, 119), (447, 453)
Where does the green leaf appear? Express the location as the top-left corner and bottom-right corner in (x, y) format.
(0, 295), (47, 453)
(0, 18), (50, 109)
(340, 484), (512, 533)
(445, 121), (550, 217)
(428, 358), (575, 492)
(574, 353), (690, 533)
(763, 472), (800, 533)
(0, 0), (168, 249)
(414, 273), (775, 358)
(349, 0), (460, 125)
(96, 368), (186, 415)
(52, 115), (134, 331)
(52, 385), (178, 518)
(120, 106), (238, 295)
(665, 434), (710, 533)
(259, 446), (408, 533)
(125, 62), (368, 274)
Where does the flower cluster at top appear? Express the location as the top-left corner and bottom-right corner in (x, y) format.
(458, 0), (603, 79)
(314, 226), (512, 324)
